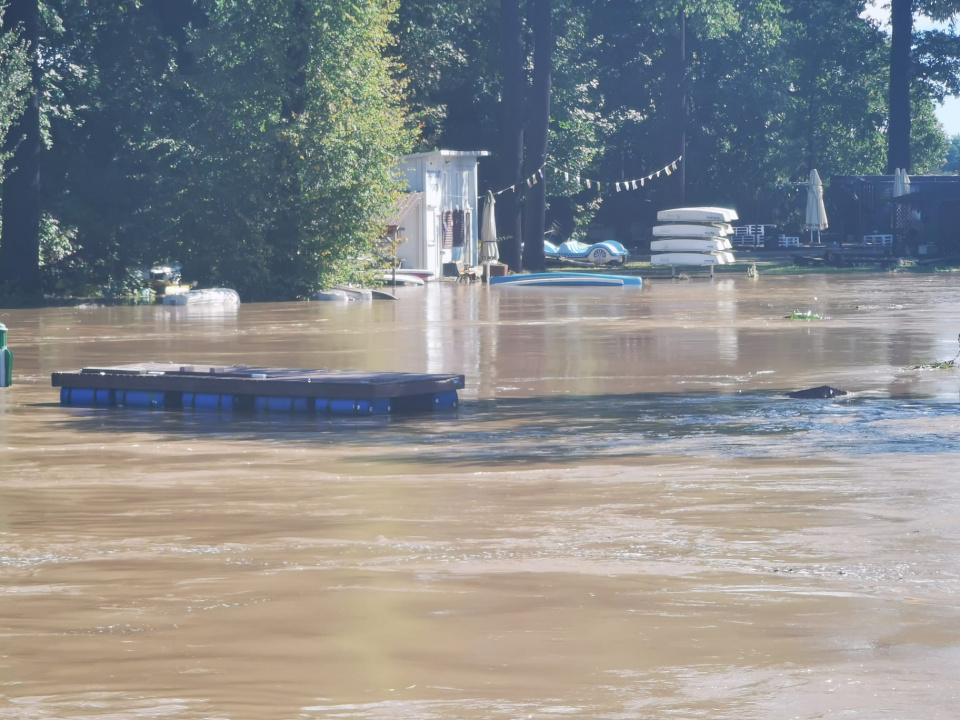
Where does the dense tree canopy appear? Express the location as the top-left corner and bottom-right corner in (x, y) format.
(397, 0), (956, 243)
(6, 0), (412, 301)
(155, 0), (414, 299)
(1, 0), (959, 302)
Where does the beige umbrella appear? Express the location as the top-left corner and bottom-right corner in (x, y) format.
(804, 169), (828, 244)
(480, 191), (499, 278)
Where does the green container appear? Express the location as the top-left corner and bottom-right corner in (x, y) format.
(0, 323), (12, 388)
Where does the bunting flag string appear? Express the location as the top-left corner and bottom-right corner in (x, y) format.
(491, 156), (682, 197)
(496, 162), (549, 196)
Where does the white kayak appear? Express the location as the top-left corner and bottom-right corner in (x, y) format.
(652, 223), (733, 238)
(651, 252), (735, 266)
(651, 238), (732, 253)
(656, 207), (739, 224)
(392, 268), (435, 280)
(314, 285), (373, 301)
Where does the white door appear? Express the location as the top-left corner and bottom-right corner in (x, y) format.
(424, 171), (442, 277)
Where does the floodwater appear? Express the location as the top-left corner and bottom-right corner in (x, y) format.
(2, 273), (960, 719)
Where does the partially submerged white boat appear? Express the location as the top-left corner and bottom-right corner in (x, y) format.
(314, 285), (373, 302)
(652, 223), (733, 238)
(651, 252), (735, 266)
(381, 272), (425, 286)
(656, 207), (739, 224)
(651, 238), (732, 253)
(162, 288), (240, 306)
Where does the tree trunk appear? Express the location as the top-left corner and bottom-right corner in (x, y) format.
(888, 0), (912, 174)
(521, 0), (552, 273)
(667, 8), (686, 206)
(498, 0), (524, 272)
(1, 0), (42, 298)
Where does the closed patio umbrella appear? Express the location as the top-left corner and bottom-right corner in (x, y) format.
(892, 169), (914, 242)
(480, 191), (499, 277)
(893, 168), (901, 197)
(805, 169), (828, 244)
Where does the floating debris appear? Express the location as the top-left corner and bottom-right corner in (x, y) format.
(909, 333), (960, 369)
(908, 359), (957, 370)
(787, 385), (848, 399)
(786, 310), (827, 320)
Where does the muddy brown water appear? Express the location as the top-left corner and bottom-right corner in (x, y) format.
(2, 273), (960, 719)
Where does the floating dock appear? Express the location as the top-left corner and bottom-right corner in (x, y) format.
(52, 363), (464, 415)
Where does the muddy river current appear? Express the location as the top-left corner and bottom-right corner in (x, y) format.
(2, 273), (960, 719)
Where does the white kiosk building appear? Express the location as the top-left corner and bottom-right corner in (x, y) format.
(386, 150), (490, 279)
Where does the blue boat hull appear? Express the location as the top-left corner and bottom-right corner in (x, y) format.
(490, 272), (642, 287)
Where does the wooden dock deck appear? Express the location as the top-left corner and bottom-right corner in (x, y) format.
(52, 363), (464, 415)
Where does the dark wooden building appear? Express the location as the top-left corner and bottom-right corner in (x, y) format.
(831, 175), (960, 256)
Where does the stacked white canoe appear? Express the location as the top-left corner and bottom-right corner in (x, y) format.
(650, 207), (738, 267)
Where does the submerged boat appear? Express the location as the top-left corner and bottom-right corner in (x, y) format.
(656, 207), (739, 224)
(652, 223), (733, 238)
(651, 238), (732, 253)
(162, 288), (240, 306)
(149, 262), (194, 298)
(490, 272), (642, 287)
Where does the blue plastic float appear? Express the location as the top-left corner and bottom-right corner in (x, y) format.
(53, 364), (463, 416)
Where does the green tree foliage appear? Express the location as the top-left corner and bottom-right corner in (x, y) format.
(911, 86), (951, 172)
(392, 0), (499, 149)
(150, 0), (414, 300)
(888, 0), (960, 172)
(40, 0), (198, 289)
(0, 4), (30, 174)
(945, 133), (960, 171)
(398, 0), (951, 239)
(20, 0), (412, 300)
(1, 0), (41, 298)
(781, 0), (889, 176)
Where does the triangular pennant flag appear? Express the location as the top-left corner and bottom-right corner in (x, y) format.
(538, 168), (544, 179)
(586, 179), (591, 189)
(671, 161), (678, 170)
(640, 178), (645, 187)
(616, 182), (621, 192)
(526, 178), (533, 188)
(631, 180), (638, 190)
(656, 171), (661, 178)
(665, 166), (672, 176)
